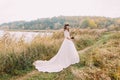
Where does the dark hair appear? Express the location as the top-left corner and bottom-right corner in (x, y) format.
(64, 24), (69, 31)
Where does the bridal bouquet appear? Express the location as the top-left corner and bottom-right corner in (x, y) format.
(71, 36), (74, 39)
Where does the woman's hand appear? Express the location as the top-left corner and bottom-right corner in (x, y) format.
(67, 37), (71, 40)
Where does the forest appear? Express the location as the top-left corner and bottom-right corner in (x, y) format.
(0, 16), (120, 31)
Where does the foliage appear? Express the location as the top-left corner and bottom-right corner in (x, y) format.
(0, 16), (120, 31)
(80, 19), (97, 29)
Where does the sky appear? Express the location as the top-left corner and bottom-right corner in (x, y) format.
(0, 0), (120, 24)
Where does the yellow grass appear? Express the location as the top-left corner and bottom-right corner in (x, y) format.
(0, 28), (113, 80)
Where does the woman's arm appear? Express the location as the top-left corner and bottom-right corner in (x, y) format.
(66, 37), (71, 40)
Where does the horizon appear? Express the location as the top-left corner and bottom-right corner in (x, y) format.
(0, 15), (120, 25)
(0, 0), (120, 24)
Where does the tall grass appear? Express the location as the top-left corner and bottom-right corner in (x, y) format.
(0, 34), (62, 76)
(0, 29), (106, 80)
(73, 32), (120, 80)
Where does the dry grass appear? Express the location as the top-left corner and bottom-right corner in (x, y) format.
(0, 29), (111, 80)
(73, 32), (120, 80)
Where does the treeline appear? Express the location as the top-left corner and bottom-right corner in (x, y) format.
(0, 16), (120, 30)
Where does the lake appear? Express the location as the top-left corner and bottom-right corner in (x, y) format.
(0, 30), (53, 42)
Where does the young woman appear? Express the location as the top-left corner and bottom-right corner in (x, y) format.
(33, 24), (79, 72)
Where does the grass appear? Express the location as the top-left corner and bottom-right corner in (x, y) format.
(72, 32), (120, 80)
(0, 34), (62, 80)
(26, 67), (74, 80)
(1, 28), (118, 80)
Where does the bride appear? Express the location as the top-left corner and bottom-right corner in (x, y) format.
(33, 24), (80, 72)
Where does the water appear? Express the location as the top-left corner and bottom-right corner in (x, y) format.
(0, 30), (53, 42)
(0, 30), (4, 37)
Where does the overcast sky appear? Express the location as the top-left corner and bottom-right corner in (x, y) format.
(0, 0), (120, 24)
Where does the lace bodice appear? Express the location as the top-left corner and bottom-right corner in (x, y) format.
(64, 30), (70, 38)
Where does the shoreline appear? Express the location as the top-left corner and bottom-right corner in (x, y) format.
(0, 29), (59, 32)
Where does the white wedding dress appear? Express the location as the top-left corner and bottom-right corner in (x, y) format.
(33, 30), (79, 72)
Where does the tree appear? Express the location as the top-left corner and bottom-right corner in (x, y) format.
(80, 19), (97, 29)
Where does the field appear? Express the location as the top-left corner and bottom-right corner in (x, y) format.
(0, 29), (120, 80)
